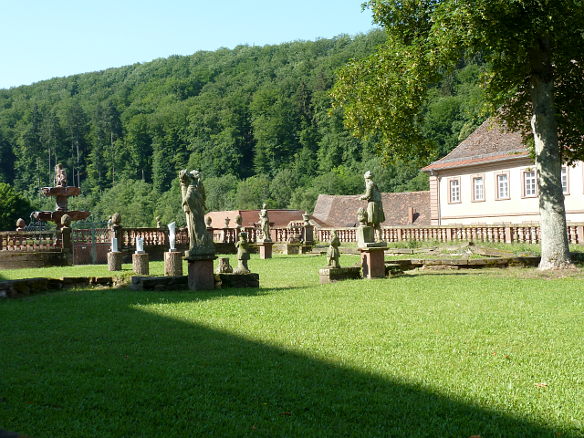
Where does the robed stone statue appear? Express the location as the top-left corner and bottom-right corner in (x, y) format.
(180, 169), (214, 258)
(359, 170), (385, 242)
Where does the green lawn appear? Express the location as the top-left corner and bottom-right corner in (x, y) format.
(1, 254), (584, 437)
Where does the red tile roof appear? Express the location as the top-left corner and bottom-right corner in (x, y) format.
(422, 118), (529, 172)
(312, 191), (431, 227)
(205, 209), (305, 228)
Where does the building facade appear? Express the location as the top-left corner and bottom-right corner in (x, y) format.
(422, 119), (584, 225)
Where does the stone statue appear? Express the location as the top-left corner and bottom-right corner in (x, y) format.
(155, 216), (161, 228)
(168, 222), (177, 251)
(111, 213), (122, 228)
(110, 212), (123, 247)
(234, 231), (251, 274)
(205, 216), (212, 227)
(359, 171), (385, 241)
(54, 163), (67, 187)
(15, 218), (26, 231)
(235, 214), (242, 232)
(215, 257), (234, 274)
(224, 217), (231, 228)
(259, 203), (272, 242)
(180, 169), (214, 258)
(302, 213), (310, 227)
(61, 214), (72, 228)
(326, 230), (341, 268)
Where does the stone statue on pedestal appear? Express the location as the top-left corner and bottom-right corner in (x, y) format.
(54, 163), (67, 187)
(180, 169), (214, 258)
(326, 230), (341, 268)
(234, 231), (251, 274)
(259, 203), (272, 242)
(359, 171), (385, 242)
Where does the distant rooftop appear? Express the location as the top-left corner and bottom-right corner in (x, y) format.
(312, 191), (431, 228)
(422, 118), (530, 172)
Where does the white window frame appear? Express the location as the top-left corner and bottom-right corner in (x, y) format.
(522, 169), (537, 198)
(448, 178), (461, 204)
(561, 166), (569, 195)
(496, 172), (510, 200)
(472, 175), (485, 202)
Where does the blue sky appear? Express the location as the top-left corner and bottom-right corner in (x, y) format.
(0, 1), (376, 89)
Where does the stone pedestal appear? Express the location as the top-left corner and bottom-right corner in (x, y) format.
(164, 251), (183, 276)
(284, 243), (301, 255)
(132, 253), (149, 275)
(107, 251), (123, 271)
(319, 266), (362, 284)
(359, 247), (387, 279)
(258, 242), (273, 259)
(302, 225), (314, 245)
(186, 255), (216, 290)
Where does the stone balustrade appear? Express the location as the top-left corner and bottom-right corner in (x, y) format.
(0, 230), (61, 252)
(317, 224), (584, 245)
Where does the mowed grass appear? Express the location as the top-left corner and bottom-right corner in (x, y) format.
(1, 254), (584, 437)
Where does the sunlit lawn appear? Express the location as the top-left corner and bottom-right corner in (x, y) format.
(1, 254), (584, 437)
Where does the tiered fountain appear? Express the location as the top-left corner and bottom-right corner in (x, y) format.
(32, 163), (90, 228)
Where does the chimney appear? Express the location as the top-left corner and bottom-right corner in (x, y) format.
(408, 207), (414, 224)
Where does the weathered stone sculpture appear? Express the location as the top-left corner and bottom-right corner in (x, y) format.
(234, 231), (251, 274)
(15, 218), (26, 231)
(164, 222), (182, 277)
(356, 208), (374, 248)
(327, 230), (341, 268)
(168, 222), (177, 251)
(259, 203), (272, 242)
(180, 169), (215, 258)
(359, 170), (385, 242)
(224, 217), (231, 228)
(205, 216), (212, 227)
(215, 257), (234, 274)
(54, 163), (67, 187)
(155, 216), (162, 228)
(32, 163), (90, 226)
(235, 214), (242, 232)
(180, 169), (215, 290)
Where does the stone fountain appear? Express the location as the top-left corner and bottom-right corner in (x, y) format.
(31, 163), (90, 228)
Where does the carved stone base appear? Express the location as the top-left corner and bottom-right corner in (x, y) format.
(186, 255), (216, 290)
(284, 243), (301, 255)
(258, 242), (273, 259)
(132, 253), (149, 275)
(319, 266), (362, 284)
(107, 251), (123, 271)
(360, 247), (387, 279)
(164, 251), (183, 276)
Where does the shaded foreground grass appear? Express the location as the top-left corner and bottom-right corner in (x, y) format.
(1, 255), (584, 437)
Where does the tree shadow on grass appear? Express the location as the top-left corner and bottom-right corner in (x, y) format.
(0, 290), (574, 438)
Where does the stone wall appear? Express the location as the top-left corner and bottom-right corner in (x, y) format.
(0, 251), (69, 270)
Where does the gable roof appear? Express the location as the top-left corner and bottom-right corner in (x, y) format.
(422, 118), (530, 172)
(312, 191), (431, 228)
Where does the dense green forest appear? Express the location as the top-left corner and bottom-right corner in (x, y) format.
(0, 30), (485, 227)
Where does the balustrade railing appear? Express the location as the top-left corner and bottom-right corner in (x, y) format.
(0, 230), (60, 252)
(5, 223), (583, 255)
(317, 224), (584, 245)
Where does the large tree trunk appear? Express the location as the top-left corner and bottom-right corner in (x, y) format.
(530, 38), (572, 270)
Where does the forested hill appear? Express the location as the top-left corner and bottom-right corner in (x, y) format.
(0, 30), (485, 226)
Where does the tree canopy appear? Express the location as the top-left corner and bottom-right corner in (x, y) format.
(332, 0), (584, 269)
(0, 30), (485, 229)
